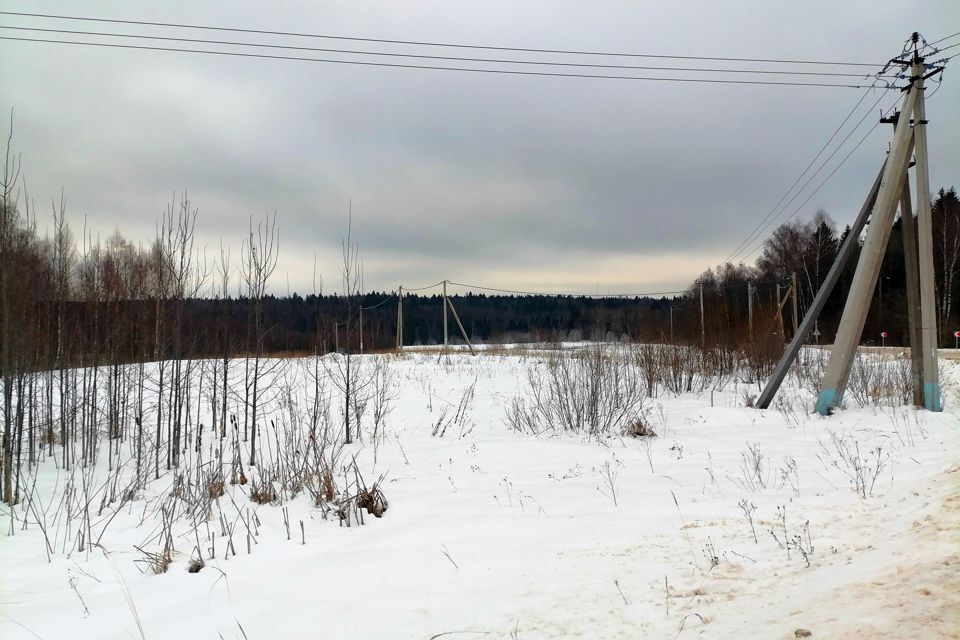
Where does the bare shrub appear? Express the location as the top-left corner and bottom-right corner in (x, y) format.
(730, 442), (770, 493)
(827, 432), (888, 499)
(249, 476), (277, 505)
(505, 344), (646, 438)
(624, 415), (656, 438)
(847, 351), (913, 408)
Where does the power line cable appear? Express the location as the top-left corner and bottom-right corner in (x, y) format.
(445, 278), (790, 298)
(0, 25), (900, 78)
(400, 281), (445, 292)
(727, 88), (887, 264)
(721, 82), (887, 265)
(0, 36), (897, 88)
(447, 280), (688, 297)
(736, 98), (898, 263)
(0, 10), (888, 67)
(360, 295), (395, 310)
(927, 31), (960, 47)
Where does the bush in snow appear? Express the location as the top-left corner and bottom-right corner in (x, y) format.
(505, 344), (646, 437)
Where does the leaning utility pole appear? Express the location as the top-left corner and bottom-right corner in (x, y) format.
(760, 34), (944, 414)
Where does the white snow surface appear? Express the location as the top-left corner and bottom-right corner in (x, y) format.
(2, 347), (958, 639)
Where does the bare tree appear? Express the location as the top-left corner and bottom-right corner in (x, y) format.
(324, 211), (376, 445)
(1, 111), (20, 503)
(241, 212), (278, 466)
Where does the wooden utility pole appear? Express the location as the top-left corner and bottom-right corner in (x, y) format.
(747, 281), (754, 344)
(669, 305), (674, 344)
(359, 305), (364, 353)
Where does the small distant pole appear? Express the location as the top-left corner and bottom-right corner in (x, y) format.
(669, 305), (674, 344)
(443, 280), (449, 349)
(396, 286), (403, 353)
(699, 281), (705, 347)
(359, 305), (364, 353)
(334, 322), (339, 353)
(747, 281), (754, 344)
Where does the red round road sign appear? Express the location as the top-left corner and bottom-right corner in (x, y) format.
(880, 331), (889, 338)
(955, 330), (960, 338)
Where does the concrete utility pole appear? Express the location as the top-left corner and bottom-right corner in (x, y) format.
(756, 163), (885, 409)
(911, 58), (942, 411)
(443, 280), (449, 348)
(813, 47), (936, 414)
(359, 305), (364, 353)
(756, 34), (948, 413)
(888, 111), (924, 406)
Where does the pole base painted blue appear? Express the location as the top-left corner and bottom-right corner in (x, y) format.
(923, 383), (943, 412)
(815, 388), (840, 416)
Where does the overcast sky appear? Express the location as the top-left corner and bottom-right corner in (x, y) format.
(1, 0), (958, 297)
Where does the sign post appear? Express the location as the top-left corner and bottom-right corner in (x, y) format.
(881, 331), (888, 348)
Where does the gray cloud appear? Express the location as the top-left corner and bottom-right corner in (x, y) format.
(1, 0), (958, 295)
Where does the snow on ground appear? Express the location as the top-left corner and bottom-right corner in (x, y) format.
(1, 347), (958, 639)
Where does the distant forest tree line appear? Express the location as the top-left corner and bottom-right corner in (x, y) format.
(1, 132), (958, 379)
(2, 187), (959, 376)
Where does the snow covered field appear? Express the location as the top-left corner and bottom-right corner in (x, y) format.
(2, 346), (958, 639)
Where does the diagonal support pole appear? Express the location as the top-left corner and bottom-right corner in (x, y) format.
(757, 161), (885, 409)
(814, 84), (919, 415)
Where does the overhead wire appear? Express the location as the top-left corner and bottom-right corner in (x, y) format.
(725, 88), (888, 265)
(720, 80), (888, 266)
(736, 96), (901, 263)
(444, 279), (788, 299)
(399, 281), (445, 292)
(0, 10), (888, 67)
(927, 30), (960, 47)
(447, 280), (688, 298)
(732, 44), (952, 264)
(0, 25), (901, 78)
(0, 35), (898, 88)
